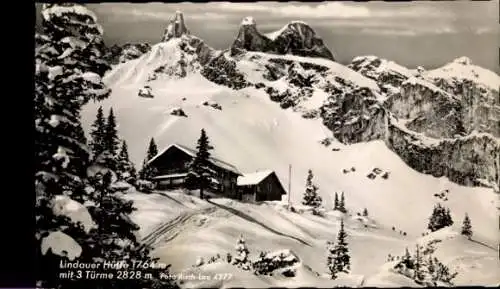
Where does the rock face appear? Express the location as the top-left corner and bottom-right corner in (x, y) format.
(424, 57), (500, 138)
(162, 11), (190, 42)
(386, 77), (465, 139)
(348, 55), (500, 189)
(105, 43), (151, 65)
(388, 120), (500, 189)
(230, 17), (335, 61)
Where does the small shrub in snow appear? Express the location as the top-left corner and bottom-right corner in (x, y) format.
(226, 252), (232, 263)
(252, 250), (299, 277)
(381, 172), (390, 179)
(362, 208), (368, 217)
(372, 168), (383, 175)
(170, 107), (187, 117)
(136, 179), (156, 193)
(232, 235), (252, 271)
(460, 213), (473, 240)
(367, 172), (376, 179)
(320, 137), (332, 146)
(350, 167), (356, 172)
(195, 257), (205, 267)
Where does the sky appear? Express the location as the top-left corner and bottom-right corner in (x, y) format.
(36, 1), (500, 72)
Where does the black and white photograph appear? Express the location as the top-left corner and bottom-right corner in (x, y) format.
(35, 1), (499, 288)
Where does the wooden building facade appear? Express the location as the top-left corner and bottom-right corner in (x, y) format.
(148, 143), (241, 196)
(237, 170), (287, 202)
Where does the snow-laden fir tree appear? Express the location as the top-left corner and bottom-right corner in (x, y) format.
(302, 169), (322, 214)
(413, 245), (425, 283)
(327, 219), (350, 279)
(116, 140), (136, 181)
(103, 108), (119, 161)
(461, 213), (473, 240)
(232, 235), (252, 271)
(427, 203), (453, 232)
(362, 208), (368, 217)
(35, 4), (177, 288)
(35, 3), (110, 288)
(333, 192), (339, 211)
(89, 106), (106, 158)
(138, 137), (159, 180)
(185, 129), (216, 199)
(337, 191), (347, 213)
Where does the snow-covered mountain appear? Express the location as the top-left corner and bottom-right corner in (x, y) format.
(83, 9), (497, 232)
(80, 11), (499, 286)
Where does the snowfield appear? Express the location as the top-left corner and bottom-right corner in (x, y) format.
(81, 42), (499, 286)
(121, 189), (499, 287)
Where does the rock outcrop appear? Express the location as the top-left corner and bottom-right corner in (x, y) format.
(105, 43), (151, 65)
(230, 17), (335, 61)
(424, 57), (500, 137)
(162, 11), (190, 42)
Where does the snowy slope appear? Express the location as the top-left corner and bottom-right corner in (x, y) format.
(82, 66), (497, 244)
(122, 190), (498, 287)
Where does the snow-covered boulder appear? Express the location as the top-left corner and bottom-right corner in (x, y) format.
(202, 100), (222, 110)
(135, 179), (156, 193)
(41, 231), (82, 261)
(138, 86), (154, 98)
(110, 181), (133, 192)
(252, 249), (300, 277)
(51, 195), (96, 233)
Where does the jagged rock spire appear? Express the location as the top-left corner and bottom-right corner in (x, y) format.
(162, 10), (190, 42)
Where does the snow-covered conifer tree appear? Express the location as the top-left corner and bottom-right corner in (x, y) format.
(461, 213), (473, 239)
(138, 137), (159, 180)
(302, 169), (322, 213)
(89, 106), (106, 158)
(232, 235), (251, 271)
(185, 129), (215, 199)
(333, 192), (339, 211)
(116, 140), (136, 181)
(338, 191), (347, 213)
(327, 219), (350, 279)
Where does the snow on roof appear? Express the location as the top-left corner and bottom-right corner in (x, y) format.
(241, 16), (256, 26)
(237, 169), (274, 186)
(152, 173), (189, 180)
(148, 143), (241, 174)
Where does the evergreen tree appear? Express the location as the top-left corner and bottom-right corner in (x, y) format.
(338, 191), (347, 213)
(138, 138), (159, 180)
(327, 219), (351, 279)
(428, 203), (454, 232)
(461, 213), (473, 240)
(185, 129), (215, 199)
(146, 137), (158, 160)
(104, 107), (119, 156)
(89, 106), (106, 158)
(362, 208), (369, 217)
(116, 140), (136, 181)
(35, 4), (176, 288)
(333, 192), (339, 210)
(302, 170), (322, 213)
(232, 235), (251, 271)
(413, 245), (424, 283)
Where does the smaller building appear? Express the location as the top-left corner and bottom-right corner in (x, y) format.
(237, 170), (287, 202)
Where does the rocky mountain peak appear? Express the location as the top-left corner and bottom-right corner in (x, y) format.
(241, 16), (256, 27)
(230, 17), (335, 61)
(162, 10), (190, 42)
(453, 56), (472, 65)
